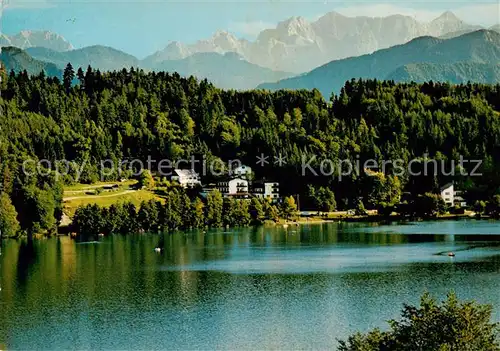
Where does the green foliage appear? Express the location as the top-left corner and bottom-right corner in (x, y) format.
(192, 198), (205, 228)
(206, 190), (223, 227)
(221, 197), (251, 227)
(281, 196), (297, 219)
(138, 170), (155, 189)
(355, 200), (368, 216)
(0, 192), (20, 237)
(364, 171), (402, 208)
(72, 204), (104, 236)
(309, 186), (337, 212)
(63, 63), (75, 92)
(20, 186), (57, 235)
(3, 69), (500, 233)
(71, 190), (267, 236)
(137, 200), (160, 232)
(338, 292), (500, 351)
(250, 198), (265, 223)
(264, 200), (280, 222)
(414, 192), (447, 217)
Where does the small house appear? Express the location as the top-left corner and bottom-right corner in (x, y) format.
(171, 169), (201, 188)
(252, 181), (279, 200)
(440, 183), (454, 206)
(217, 178), (249, 196)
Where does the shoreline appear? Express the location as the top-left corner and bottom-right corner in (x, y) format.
(3, 214), (491, 240)
(262, 213), (482, 227)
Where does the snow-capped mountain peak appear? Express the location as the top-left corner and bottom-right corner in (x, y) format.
(7, 30), (73, 51)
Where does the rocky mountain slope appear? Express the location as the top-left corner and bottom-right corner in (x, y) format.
(145, 11), (483, 73)
(1, 31), (73, 51)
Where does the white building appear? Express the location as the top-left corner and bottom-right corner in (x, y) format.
(440, 183), (467, 207)
(231, 165), (252, 179)
(440, 183), (454, 206)
(217, 178), (249, 196)
(252, 181), (279, 200)
(171, 169), (201, 188)
(454, 190), (467, 207)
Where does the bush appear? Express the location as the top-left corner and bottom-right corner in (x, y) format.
(355, 200), (367, 216)
(338, 292), (499, 351)
(138, 170), (155, 189)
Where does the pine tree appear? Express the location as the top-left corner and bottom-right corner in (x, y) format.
(76, 67), (85, 88)
(63, 63), (75, 92)
(280, 196), (297, 220)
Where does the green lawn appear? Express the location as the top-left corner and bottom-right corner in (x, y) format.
(63, 181), (163, 217)
(63, 180), (137, 192)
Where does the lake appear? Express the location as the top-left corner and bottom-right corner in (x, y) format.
(1, 220), (500, 350)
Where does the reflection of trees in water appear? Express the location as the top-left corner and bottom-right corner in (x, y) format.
(16, 239), (37, 287)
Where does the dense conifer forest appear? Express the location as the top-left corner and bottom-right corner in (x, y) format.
(1, 65), (500, 236)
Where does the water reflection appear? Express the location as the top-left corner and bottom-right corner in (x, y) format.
(1, 221), (500, 349)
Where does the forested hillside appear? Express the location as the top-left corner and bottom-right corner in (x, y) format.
(386, 62), (500, 84)
(1, 47), (62, 78)
(1, 67), (500, 235)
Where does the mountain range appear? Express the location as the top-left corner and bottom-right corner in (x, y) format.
(258, 30), (500, 97)
(143, 11), (489, 73)
(25, 46), (140, 72)
(3, 11), (499, 74)
(1, 11), (499, 92)
(2, 29), (499, 93)
(2, 46), (292, 90)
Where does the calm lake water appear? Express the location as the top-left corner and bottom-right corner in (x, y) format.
(2, 220), (500, 350)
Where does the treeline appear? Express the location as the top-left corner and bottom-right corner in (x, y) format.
(71, 189), (298, 236)
(1, 65), (500, 236)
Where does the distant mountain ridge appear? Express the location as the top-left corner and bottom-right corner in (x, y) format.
(258, 30), (500, 97)
(26, 46), (140, 72)
(386, 62), (500, 84)
(151, 52), (292, 90)
(4, 11), (497, 73)
(7, 46), (292, 90)
(0, 46), (62, 77)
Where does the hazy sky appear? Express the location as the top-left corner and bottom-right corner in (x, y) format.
(2, 0), (499, 58)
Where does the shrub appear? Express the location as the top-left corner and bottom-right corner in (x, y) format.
(338, 292), (499, 351)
